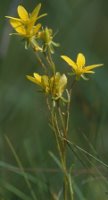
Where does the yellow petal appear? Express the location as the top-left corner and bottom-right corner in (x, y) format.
(41, 75), (49, 88)
(33, 73), (41, 85)
(61, 55), (77, 70)
(59, 74), (67, 89)
(31, 4), (47, 24)
(26, 20), (36, 33)
(41, 75), (50, 93)
(9, 19), (26, 35)
(5, 16), (21, 21)
(26, 75), (37, 84)
(33, 24), (41, 35)
(31, 3), (41, 19)
(36, 13), (47, 20)
(54, 72), (61, 82)
(83, 70), (95, 74)
(84, 64), (103, 71)
(17, 5), (29, 21)
(77, 53), (85, 68)
(9, 18), (21, 28)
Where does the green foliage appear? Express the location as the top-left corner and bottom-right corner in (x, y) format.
(0, 0), (108, 199)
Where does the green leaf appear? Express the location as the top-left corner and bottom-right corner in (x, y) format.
(48, 151), (62, 170)
(0, 180), (32, 200)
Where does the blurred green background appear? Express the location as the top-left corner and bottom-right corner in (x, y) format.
(0, 0), (108, 199)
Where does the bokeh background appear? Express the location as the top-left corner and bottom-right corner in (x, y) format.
(0, 0), (108, 199)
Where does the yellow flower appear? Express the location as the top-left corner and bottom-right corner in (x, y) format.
(61, 53), (103, 80)
(6, 3), (47, 38)
(27, 72), (67, 99)
(50, 73), (67, 98)
(38, 27), (59, 53)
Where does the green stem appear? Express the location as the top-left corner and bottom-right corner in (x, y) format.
(30, 38), (48, 74)
(35, 52), (47, 73)
(61, 79), (76, 200)
(50, 105), (64, 168)
(45, 49), (56, 75)
(54, 101), (68, 200)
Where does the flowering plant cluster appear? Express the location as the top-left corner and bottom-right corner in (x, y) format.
(6, 3), (103, 200)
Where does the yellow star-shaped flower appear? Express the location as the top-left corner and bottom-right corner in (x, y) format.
(6, 3), (47, 38)
(27, 72), (67, 99)
(61, 53), (103, 80)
